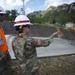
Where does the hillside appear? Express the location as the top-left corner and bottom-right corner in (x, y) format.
(28, 2), (75, 24)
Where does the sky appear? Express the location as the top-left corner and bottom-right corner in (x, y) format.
(0, 0), (75, 15)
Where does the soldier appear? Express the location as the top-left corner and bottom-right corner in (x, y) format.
(12, 14), (58, 75)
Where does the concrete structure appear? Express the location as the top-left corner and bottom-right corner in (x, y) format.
(5, 35), (75, 59)
(6, 35), (16, 59)
(36, 38), (75, 58)
(1, 22), (75, 40)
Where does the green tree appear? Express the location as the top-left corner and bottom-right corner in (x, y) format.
(5, 10), (11, 21)
(5, 10), (19, 21)
(10, 10), (18, 21)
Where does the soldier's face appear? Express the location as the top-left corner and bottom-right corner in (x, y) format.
(23, 26), (30, 34)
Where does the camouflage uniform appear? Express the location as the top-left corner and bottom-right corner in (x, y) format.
(12, 34), (54, 75)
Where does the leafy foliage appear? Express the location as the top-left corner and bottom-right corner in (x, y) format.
(4, 2), (75, 26)
(5, 10), (19, 21)
(28, 2), (75, 26)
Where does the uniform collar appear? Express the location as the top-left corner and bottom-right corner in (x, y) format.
(18, 33), (28, 38)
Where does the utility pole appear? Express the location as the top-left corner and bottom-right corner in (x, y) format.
(22, 0), (25, 15)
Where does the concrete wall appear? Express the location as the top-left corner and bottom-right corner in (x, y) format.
(1, 22), (75, 40)
(1, 22), (57, 36)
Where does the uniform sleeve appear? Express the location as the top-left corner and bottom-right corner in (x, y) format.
(30, 34), (54, 47)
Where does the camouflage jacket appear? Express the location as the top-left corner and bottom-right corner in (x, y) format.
(12, 34), (55, 74)
(12, 34), (54, 62)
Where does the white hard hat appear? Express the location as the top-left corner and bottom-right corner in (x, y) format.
(14, 15), (32, 26)
(0, 6), (5, 14)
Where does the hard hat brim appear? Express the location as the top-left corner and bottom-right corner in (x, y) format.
(14, 22), (33, 26)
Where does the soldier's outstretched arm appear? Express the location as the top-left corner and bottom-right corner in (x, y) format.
(30, 32), (58, 47)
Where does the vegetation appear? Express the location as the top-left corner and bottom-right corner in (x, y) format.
(4, 2), (75, 28)
(28, 2), (75, 27)
(5, 10), (19, 21)
(38, 54), (75, 75)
